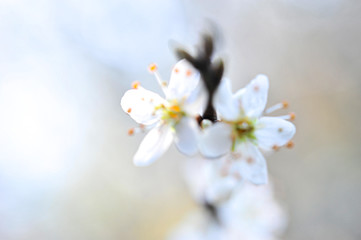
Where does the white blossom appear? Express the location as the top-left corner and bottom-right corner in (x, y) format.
(199, 75), (296, 184)
(121, 60), (206, 166)
(167, 182), (286, 240)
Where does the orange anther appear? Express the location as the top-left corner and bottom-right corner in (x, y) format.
(253, 85), (260, 92)
(286, 141), (294, 148)
(127, 108), (132, 113)
(169, 105), (181, 112)
(289, 112), (296, 121)
(128, 128), (135, 136)
(272, 145), (280, 151)
(174, 68), (179, 73)
(148, 63), (157, 72)
(282, 100), (289, 108)
(186, 70), (192, 77)
(131, 81), (140, 89)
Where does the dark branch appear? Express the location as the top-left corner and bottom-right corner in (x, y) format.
(175, 34), (224, 123)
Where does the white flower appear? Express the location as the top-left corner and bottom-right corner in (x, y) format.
(183, 155), (240, 205)
(121, 60), (206, 166)
(199, 75), (296, 184)
(167, 182), (286, 240)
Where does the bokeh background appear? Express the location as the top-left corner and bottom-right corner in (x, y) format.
(0, 0), (360, 239)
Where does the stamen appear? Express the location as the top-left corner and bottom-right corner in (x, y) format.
(265, 100), (289, 114)
(186, 70), (192, 77)
(169, 105), (181, 112)
(286, 141), (294, 148)
(278, 112), (296, 121)
(127, 108), (132, 113)
(148, 63), (168, 95)
(127, 125), (148, 136)
(131, 81), (140, 89)
(289, 112), (296, 121)
(174, 68), (179, 73)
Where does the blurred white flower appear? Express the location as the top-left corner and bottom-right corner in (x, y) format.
(121, 60), (206, 166)
(168, 182), (286, 240)
(199, 75), (296, 184)
(184, 155), (240, 205)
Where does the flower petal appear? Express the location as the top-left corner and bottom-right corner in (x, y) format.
(241, 74), (269, 118)
(182, 81), (208, 116)
(133, 124), (173, 166)
(232, 142), (268, 185)
(175, 117), (200, 156)
(167, 59), (201, 100)
(214, 78), (240, 121)
(121, 87), (165, 125)
(198, 122), (232, 158)
(255, 116), (296, 151)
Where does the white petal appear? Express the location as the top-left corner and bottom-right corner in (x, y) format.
(175, 117), (199, 156)
(232, 142), (268, 185)
(198, 122), (232, 158)
(214, 78), (240, 121)
(121, 87), (165, 125)
(241, 74), (269, 118)
(182, 81), (208, 116)
(255, 116), (296, 151)
(167, 59), (201, 100)
(133, 124), (173, 166)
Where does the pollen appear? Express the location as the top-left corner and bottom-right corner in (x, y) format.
(272, 145), (280, 151)
(289, 112), (296, 121)
(128, 128), (135, 136)
(127, 108), (132, 113)
(282, 100), (289, 108)
(286, 141), (294, 148)
(148, 63), (158, 72)
(131, 81), (140, 89)
(186, 70), (192, 77)
(169, 105), (181, 112)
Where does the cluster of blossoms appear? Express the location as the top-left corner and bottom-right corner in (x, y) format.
(121, 35), (296, 239)
(168, 182), (287, 240)
(121, 62), (295, 185)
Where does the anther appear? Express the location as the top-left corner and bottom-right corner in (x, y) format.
(278, 112), (296, 121)
(131, 81), (140, 89)
(272, 145), (280, 151)
(253, 85), (260, 92)
(286, 141), (294, 148)
(127, 108), (132, 113)
(186, 70), (192, 77)
(289, 112), (296, 121)
(282, 100), (289, 108)
(174, 68), (179, 73)
(148, 63), (157, 72)
(128, 128), (135, 136)
(169, 105), (181, 112)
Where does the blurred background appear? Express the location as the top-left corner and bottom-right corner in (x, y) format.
(0, 0), (360, 239)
